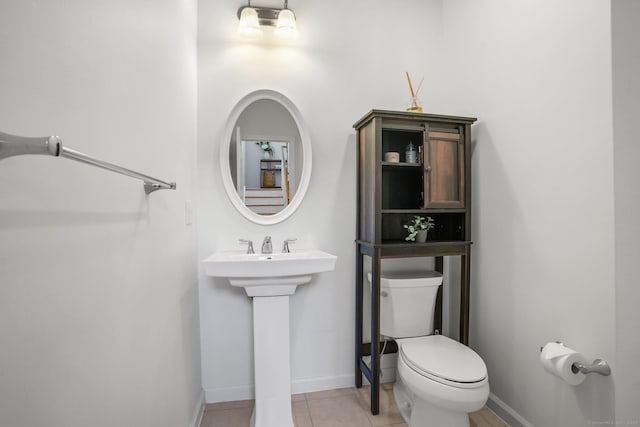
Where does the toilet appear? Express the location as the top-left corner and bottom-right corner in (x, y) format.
(368, 270), (489, 427)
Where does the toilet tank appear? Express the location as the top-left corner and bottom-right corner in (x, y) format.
(368, 270), (443, 339)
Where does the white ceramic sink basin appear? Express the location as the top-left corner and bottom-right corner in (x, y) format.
(202, 249), (337, 296)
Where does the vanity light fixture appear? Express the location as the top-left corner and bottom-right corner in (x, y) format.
(237, 0), (297, 38)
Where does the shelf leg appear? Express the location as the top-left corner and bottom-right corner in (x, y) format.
(434, 257), (444, 334)
(355, 247), (364, 388)
(369, 248), (381, 415)
(460, 246), (471, 345)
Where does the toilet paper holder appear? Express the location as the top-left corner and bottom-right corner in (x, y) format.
(571, 359), (611, 376)
(540, 342), (611, 377)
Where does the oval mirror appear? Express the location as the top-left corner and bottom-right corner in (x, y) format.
(220, 90), (312, 225)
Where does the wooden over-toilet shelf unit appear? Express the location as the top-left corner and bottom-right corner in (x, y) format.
(353, 109), (477, 415)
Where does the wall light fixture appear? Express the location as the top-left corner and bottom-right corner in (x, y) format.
(237, 0), (297, 38)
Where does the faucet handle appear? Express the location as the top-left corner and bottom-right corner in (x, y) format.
(282, 238), (297, 253)
(238, 238), (254, 254)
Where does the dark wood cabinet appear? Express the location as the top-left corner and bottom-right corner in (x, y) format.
(353, 110), (476, 415)
(356, 110), (473, 244)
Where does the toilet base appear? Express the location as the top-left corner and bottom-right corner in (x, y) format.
(393, 379), (413, 423)
(393, 380), (469, 427)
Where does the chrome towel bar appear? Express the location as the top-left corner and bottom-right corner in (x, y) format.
(0, 131), (176, 194)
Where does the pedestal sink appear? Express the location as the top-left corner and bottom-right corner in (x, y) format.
(202, 249), (337, 427)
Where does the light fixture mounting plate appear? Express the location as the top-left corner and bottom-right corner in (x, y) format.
(237, 6), (294, 27)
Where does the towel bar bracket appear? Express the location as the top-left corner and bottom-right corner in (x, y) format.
(144, 182), (177, 194)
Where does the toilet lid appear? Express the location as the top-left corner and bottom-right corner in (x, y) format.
(400, 335), (487, 384)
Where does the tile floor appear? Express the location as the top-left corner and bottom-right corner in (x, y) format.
(200, 384), (507, 427)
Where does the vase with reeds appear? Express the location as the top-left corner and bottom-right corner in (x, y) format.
(405, 71), (424, 113)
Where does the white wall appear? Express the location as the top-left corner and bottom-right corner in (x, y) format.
(440, 1), (617, 425)
(612, 0), (640, 423)
(197, 0), (445, 402)
(0, 1), (202, 426)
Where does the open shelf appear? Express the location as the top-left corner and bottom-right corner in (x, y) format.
(381, 212), (465, 242)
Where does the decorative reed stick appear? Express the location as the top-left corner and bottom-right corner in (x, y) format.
(415, 77), (424, 97)
(405, 71), (416, 98)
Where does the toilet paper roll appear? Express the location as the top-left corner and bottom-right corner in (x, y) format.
(540, 342), (589, 386)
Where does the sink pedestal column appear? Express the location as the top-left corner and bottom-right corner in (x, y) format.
(236, 276), (312, 427)
(251, 295), (294, 427)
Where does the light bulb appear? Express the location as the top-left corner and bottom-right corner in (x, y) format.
(276, 8), (297, 37)
(238, 7), (261, 37)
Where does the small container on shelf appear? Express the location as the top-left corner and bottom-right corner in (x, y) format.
(384, 152), (400, 163)
(405, 142), (417, 164)
(262, 171), (276, 188)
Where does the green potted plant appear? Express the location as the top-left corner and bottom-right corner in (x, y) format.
(404, 215), (435, 242)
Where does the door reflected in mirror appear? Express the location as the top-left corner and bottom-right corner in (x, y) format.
(220, 90), (311, 225)
(237, 140), (290, 214)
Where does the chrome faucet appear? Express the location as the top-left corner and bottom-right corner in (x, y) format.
(239, 238), (254, 254)
(261, 236), (272, 254)
(282, 238), (297, 253)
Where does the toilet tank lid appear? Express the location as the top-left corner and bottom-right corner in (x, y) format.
(367, 270), (443, 288)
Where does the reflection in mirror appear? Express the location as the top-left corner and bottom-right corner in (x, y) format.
(220, 90), (311, 225)
(229, 99), (302, 215)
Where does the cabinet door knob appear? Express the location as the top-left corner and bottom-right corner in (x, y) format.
(424, 166), (432, 172)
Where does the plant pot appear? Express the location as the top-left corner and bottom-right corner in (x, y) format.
(416, 230), (428, 243)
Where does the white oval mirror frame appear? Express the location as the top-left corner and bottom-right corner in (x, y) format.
(220, 89), (312, 225)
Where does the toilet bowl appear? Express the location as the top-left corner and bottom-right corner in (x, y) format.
(367, 270), (489, 427)
(395, 335), (489, 426)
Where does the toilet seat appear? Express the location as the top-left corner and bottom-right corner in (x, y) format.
(399, 335), (487, 389)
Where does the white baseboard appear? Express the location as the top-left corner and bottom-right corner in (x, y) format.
(190, 390), (205, 427)
(204, 375), (356, 403)
(487, 392), (534, 427)
(291, 374), (354, 394)
(205, 384), (255, 403)
(360, 367), (396, 385)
